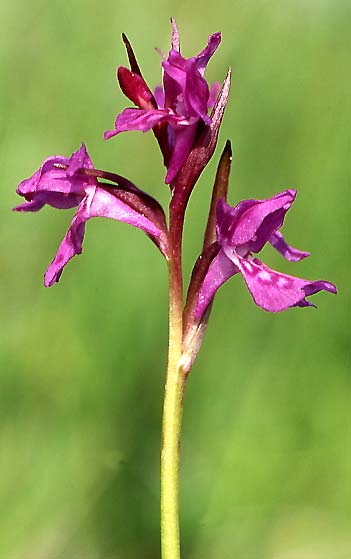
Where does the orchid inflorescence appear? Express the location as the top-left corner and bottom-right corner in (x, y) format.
(15, 19), (335, 334)
(14, 18), (336, 559)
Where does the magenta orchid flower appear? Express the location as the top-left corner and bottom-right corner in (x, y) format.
(14, 144), (168, 287)
(195, 190), (337, 317)
(104, 19), (221, 184)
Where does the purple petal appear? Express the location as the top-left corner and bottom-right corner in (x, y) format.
(17, 159), (64, 198)
(13, 199), (46, 212)
(269, 231), (310, 262)
(45, 205), (86, 287)
(14, 192), (83, 211)
(15, 145), (95, 211)
(195, 249), (239, 319)
(233, 190), (296, 247)
(67, 144), (94, 176)
(223, 248), (336, 312)
(162, 53), (189, 117)
(216, 198), (258, 246)
(33, 170), (91, 198)
(217, 192), (310, 259)
(301, 280), (337, 297)
(163, 50), (187, 88)
(219, 190), (296, 248)
(162, 65), (183, 121)
(104, 107), (175, 139)
(45, 185), (164, 287)
(184, 61), (211, 122)
(249, 206), (293, 254)
(165, 123), (197, 184)
(154, 85), (165, 108)
(195, 32), (221, 75)
(295, 298), (316, 308)
(163, 54), (210, 121)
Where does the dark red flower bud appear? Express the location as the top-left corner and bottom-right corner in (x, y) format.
(117, 67), (156, 111)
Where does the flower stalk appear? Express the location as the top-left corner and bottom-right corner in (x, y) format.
(161, 320), (184, 559)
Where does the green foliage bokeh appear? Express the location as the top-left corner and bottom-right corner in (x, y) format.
(0, 1), (349, 558)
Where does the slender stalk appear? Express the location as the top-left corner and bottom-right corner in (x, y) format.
(161, 221), (186, 559)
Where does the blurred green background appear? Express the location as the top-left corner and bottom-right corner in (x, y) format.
(1, 0), (349, 557)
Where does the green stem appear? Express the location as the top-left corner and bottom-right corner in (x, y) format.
(161, 244), (186, 559)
